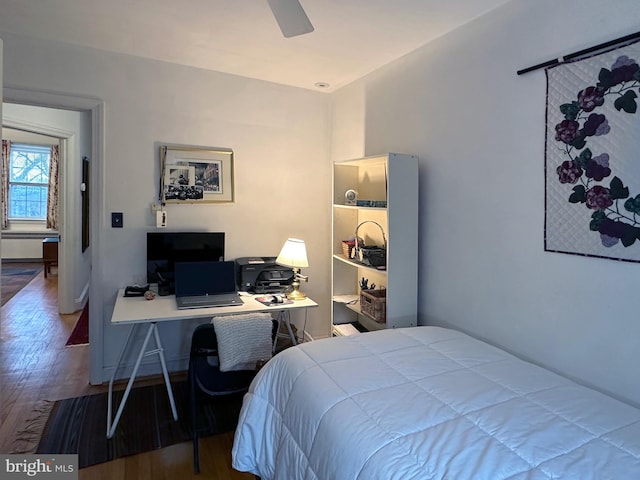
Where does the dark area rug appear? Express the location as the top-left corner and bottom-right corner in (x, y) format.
(1, 262), (43, 306)
(66, 301), (89, 346)
(36, 381), (244, 468)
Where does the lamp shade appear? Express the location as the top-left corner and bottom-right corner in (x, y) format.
(276, 238), (309, 268)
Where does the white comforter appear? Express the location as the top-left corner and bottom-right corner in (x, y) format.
(232, 326), (640, 479)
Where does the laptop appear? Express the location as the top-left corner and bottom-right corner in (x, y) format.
(174, 260), (243, 309)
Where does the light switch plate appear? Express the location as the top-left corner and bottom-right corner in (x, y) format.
(111, 212), (123, 228)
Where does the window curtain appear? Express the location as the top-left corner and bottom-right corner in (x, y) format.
(46, 145), (59, 229)
(1, 140), (10, 229)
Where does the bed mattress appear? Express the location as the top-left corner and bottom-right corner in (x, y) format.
(232, 326), (640, 479)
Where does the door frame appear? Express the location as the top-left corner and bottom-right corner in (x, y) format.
(3, 86), (105, 385)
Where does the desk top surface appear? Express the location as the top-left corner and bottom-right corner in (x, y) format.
(111, 290), (318, 324)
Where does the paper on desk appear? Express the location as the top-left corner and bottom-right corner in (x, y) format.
(333, 295), (359, 305)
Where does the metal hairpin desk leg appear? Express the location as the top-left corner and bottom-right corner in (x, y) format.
(107, 322), (178, 439)
(272, 310), (298, 353)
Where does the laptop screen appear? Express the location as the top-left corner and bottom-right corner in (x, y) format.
(174, 261), (236, 297)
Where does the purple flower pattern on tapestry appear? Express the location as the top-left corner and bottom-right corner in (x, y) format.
(585, 186), (613, 210)
(577, 86), (605, 112)
(556, 161), (582, 184)
(554, 54), (640, 248)
(584, 153), (611, 181)
(555, 120), (580, 143)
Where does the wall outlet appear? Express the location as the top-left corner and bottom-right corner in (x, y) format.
(156, 210), (167, 228)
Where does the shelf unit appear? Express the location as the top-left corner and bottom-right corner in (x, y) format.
(331, 153), (418, 335)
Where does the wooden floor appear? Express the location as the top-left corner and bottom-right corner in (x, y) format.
(0, 266), (254, 480)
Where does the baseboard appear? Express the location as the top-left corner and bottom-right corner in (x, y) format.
(75, 282), (90, 311)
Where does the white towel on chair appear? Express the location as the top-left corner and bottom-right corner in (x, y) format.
(212, 313), (273, 372)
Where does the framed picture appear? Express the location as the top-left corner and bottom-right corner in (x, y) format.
(81, 156), (90, 252)
(160, 144), (234, 203)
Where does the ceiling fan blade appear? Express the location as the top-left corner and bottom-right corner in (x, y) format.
(267, 0), (314, 38)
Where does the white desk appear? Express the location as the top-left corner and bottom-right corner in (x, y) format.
(107, 290), (317, 438)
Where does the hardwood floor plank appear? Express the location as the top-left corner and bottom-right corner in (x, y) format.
(1, 269), (254, 479)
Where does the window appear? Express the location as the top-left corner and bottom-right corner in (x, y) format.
(8, 143), (51, 220)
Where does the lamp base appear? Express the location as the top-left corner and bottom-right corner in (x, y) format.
(285, 268), (308, 300)
(286, 287), (307, 301)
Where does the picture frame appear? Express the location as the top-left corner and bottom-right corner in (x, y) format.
(81, 156), (90, 251)
(160, 144), (234, 203)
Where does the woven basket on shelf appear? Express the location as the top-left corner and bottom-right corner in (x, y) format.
(341, 241), (354, 259)
(360, 289), (386, 323)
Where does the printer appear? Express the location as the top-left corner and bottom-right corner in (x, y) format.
(235, 257), (294, 294)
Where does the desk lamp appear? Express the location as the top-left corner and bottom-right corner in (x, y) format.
(276, 238), (309, 300)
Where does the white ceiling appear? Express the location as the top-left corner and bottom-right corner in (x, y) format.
(0, 0), (512, 92)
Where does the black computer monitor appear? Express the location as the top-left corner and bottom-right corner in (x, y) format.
(146, 232), (225, 285)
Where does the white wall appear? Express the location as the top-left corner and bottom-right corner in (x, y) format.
(331, 0), (640, 406)
(1, 31), (331, 382)
(1, 234), (51, 260)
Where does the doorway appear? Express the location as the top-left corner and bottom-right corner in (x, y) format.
(2, 103), (87, 314)
(2, 87), (104, 385)
(0, 127), (62, 313)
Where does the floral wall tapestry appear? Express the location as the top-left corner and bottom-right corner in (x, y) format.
(545, 39), (640, 262)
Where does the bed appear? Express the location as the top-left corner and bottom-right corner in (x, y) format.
(232, 326), (640, 479)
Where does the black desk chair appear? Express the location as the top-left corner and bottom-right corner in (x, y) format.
(188, 321), (277, 474)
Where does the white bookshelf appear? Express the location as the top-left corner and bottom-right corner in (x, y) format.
(331, 153), (418, 334)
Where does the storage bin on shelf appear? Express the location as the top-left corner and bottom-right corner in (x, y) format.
(341, 237), (364, 259)
(341, 241), (355, 259)
(352, 221), (387, 268)
(360, 288), (386, 323)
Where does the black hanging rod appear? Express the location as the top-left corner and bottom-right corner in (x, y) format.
(517, 30), (640, 75)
